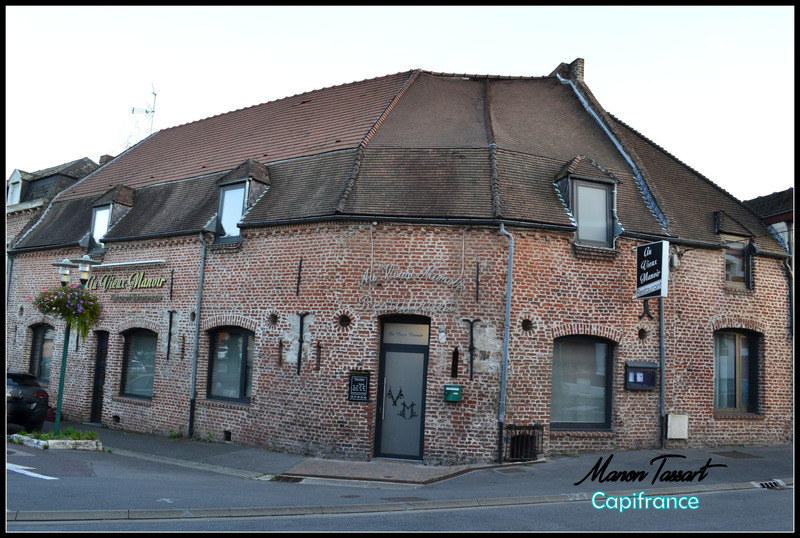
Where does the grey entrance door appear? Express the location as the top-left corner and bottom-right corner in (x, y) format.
(376, 318), (429, 460)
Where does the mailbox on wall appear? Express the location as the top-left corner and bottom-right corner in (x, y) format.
(444, 385), (462, 402)
(625, 361), (658, 390)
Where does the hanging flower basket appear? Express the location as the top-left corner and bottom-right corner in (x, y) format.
(30, 285), (104, 339)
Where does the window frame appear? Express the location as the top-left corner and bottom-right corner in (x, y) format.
(120, 328), (158, 400)
(721, 235), (752, 289)
(713, 330), (759, 414)
(550, 335), (614, 431)
(29, 324), (54, 384)
(91, 204), (112, 249)
(215, 182), (247, 244)
(7, 178), (22, 206)
(206, 326), (254, 404)
(571, 178), (614, 248)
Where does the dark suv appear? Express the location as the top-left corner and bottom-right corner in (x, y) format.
(6, 372), (49, 432)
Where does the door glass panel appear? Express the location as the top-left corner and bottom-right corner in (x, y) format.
(380, 350), (425, 458)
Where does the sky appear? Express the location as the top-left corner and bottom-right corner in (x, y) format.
(5, 6), (795, 202)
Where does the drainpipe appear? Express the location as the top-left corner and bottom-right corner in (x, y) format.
(188, 231), (208, 438)
(498, 223), (514, 463)
(659, 296), (666, 449)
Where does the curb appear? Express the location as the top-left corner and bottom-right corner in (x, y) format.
(7, 478), (792, 522)
(9, 434), (103, 451)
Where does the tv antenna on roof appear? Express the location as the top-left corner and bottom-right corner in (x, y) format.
(131, 83), (157, 135)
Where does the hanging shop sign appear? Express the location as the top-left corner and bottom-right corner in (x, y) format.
(635, 241), (669, 299)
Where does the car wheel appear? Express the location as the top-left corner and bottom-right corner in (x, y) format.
(24, 419), (45, 432)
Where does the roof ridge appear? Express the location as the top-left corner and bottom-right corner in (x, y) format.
(608, 113), (747, 204)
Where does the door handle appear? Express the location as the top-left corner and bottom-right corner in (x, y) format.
(382, 377), (387, 420)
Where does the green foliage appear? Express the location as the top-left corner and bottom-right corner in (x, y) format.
(30, 285), (104, 338)
(21, 427), (99, 441)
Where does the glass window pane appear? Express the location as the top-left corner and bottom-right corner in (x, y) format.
(219, 185), (245, 239)
(39, 327), (54, 382)
(576, 183), (609, 244)
(739, 336), (750, 409)
(93, 206), (111, 246)
(552, 338), (608, 425)
(714, 333), (736, 408)
(123, 332), (157, 397)
(209, 330), (252, 400)
(725, 242), (746, 283)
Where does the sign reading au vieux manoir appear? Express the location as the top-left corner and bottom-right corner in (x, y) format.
(635, 241), (669, 300)
(357, 264), (464, 314)
(87, 272), (168, 302)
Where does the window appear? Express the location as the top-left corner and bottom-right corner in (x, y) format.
(29, 324), (54, 383)
(120, 329), (157, 399)
(216, 183), (246, 242)
(551, 336), (612, 429)
(92, 205), (111, 248)
(207, 327), (253, 402)
(724, 239), (751, 288)
(714, 331), (758, 413)
(574, 180), (613, 247)
(7, 179), (22, 206)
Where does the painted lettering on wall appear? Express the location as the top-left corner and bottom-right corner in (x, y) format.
(359, 264), (463, 292)
(87, 272), (167, 292)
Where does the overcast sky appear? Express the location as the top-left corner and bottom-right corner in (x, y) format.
(5, 6), (794, 201)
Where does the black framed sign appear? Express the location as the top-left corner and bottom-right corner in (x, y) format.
(635, 240), (669, 299)
(348, 371), (370, 402)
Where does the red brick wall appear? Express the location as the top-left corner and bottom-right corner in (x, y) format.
(5, 222), (792, 463)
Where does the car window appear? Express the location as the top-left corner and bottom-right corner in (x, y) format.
(6, 374), (40, 387)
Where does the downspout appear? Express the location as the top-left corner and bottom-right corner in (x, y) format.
(188, 231), (208, 438)
(498, 223), (513, 463)
(659, 296), (666, 449)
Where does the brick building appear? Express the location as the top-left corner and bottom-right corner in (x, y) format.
(6, 59), (793, 464)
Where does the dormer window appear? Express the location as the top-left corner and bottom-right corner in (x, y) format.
(573, 180), (613, 247)
(213, 159), (270, 245)
(216, 182), (246, 243)
(722, 236), (751, 289)
(555, 156), (619, 251)
(92, 205), (111, 249)
(7, 171), (23, 206)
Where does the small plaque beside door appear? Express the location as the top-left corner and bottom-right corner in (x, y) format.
(348, 371), (370, 402)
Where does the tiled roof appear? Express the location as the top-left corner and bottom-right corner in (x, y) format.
(17, 157), (98, 182)
(57, 71), (417, 201)
(743, 188), (793, 219)
(9, 61), (787, 257)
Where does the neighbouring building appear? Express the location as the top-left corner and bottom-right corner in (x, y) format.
(6, 59), (793, 464)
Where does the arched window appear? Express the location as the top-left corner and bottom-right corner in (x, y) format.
(714, 330), (759, 413)
(29, 324), (54, 383)
(120, 329), (158, 399)
(207, 327), (254, 403)
(551, 335), (613, 429)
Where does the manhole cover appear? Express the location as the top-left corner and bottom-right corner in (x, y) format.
(709, 450), (762, 460)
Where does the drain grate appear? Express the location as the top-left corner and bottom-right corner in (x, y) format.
(757, 480), (786, 490)
(271, 475), (303, 483)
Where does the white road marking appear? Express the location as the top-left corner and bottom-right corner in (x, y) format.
(6, 462), (58, 480)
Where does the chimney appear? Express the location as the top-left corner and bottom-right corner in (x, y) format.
(568, 58), (584, 83)
(99, 154), (115, 166)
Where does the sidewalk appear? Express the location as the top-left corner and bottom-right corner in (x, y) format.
(7, 420), (794, 522)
